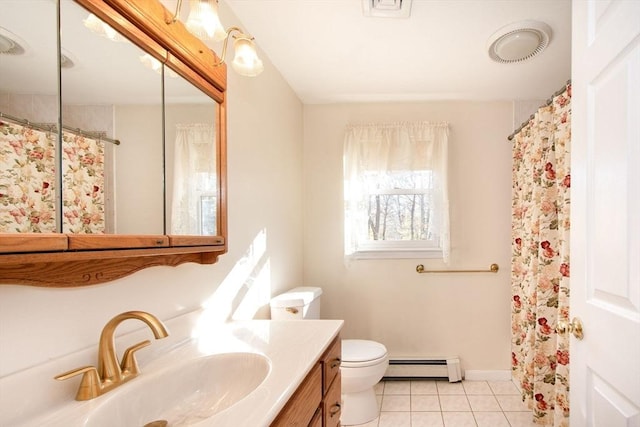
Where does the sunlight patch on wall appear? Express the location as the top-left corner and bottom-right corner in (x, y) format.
(192, 229), (270, 343)
(231, 258), (271, 320)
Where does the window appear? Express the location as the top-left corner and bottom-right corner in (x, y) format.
(170, 123), (217, 235)
(200, 194), (217, 235)
(343, 122), (450, 260)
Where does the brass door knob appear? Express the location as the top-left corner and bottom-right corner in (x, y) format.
(557, 317), (584, 340)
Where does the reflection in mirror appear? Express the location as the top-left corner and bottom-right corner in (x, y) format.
(0, 0), (228, 285)
(164, 66), (218, 236)
(0, 0), (59, 233)
(60, 0), (164, 234)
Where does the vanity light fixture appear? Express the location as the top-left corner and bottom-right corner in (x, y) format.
(139, 53), (163, 73)
(83, 13), (126, 42)
(167, 0), (263, 77)
(215, 27), (264, 77)
(186, 0), (227, 42)
(139, 53), (179, 77)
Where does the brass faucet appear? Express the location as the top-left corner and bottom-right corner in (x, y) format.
(55, 311), (169, 401)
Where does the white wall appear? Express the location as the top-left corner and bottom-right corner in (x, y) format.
(303, 102), (513, 373)
(0, 93), (58, 123)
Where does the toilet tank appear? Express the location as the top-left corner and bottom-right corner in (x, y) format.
(270, 287), (322, 320)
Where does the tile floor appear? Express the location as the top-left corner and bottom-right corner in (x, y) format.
(347, 379), (536, 427)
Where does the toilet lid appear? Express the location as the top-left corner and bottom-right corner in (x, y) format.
(342, 339), (387, 363)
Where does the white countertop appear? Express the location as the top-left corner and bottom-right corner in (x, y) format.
(17, 319), (343, 427)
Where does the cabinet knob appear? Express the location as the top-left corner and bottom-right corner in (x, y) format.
(330, 358), (341, 369)
(329, 403), (341, 417)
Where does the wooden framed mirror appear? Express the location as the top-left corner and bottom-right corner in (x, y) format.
(60, 0), (166, 236)
(0, 0), (228, 287)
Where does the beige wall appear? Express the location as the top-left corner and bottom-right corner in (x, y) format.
(302, 102), (513, 373)
(114, 105), (165, 234)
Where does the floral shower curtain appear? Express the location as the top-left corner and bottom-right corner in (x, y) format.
(0, 120), (106, 233)
(0, 121), (57, 232)
(511, 85), (571, 426)
(61, 131), (106, 234)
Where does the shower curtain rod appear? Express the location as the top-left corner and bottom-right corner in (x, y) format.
(507, 79), (572, 141)
(0, 111), (121, 145)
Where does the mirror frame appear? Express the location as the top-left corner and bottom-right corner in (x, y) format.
(0, 0), (228, 287)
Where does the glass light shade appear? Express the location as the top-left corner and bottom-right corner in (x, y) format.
(83, 13), (125, 42)
(140, 54), (179, 78)
(231, 37), (264, 77)
(185, 0), (226, 42)
(139, 54), (162, 73)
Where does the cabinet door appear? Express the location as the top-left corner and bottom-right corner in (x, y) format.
(271, 363), (322, 427)
(308, 407), (322, 427)
(322, 337), (341, 394)
(323, 374), (342, 427)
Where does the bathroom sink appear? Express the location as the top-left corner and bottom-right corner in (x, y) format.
(82, 352), (270, 427)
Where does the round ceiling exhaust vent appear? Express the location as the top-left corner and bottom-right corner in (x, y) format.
(0, 28), (26, 55)
(487, 20), (552, 64)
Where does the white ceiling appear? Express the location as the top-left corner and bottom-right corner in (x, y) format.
(1, 1), (571, 106)
(222, 0), (572, 104)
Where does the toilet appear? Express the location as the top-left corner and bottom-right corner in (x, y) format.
(270, 287), (388, 426)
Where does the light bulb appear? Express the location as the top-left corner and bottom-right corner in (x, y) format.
(185, 0), (226, 42)
(231, 36), (264, 77)
(83, 13), (125, 42)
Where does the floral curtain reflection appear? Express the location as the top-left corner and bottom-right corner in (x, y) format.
(0, 120), (57, 232)
(511, 85), (571, 426)
(0, 120), (106, 234)
(61, 131), (106, 233)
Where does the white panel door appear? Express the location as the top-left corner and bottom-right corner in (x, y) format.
(571, 1), (640, 426)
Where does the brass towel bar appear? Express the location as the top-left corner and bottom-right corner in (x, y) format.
(416, 263), (499, 274)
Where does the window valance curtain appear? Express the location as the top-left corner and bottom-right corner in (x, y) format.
(170, 123), (216, 235)
(343, 121), (450, 260)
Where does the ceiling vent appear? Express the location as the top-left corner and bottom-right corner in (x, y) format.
(0, 28), (26, 55)
(487, 20), (552, 64)
(362, 0), (412, 18)
(60, 49), (76, 69)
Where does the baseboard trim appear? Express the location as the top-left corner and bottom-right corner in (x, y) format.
(463, 370), (511, 381)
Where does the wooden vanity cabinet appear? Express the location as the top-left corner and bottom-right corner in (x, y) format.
(271, 335), (342, 427)
(322, 337), (342, 427)
(309, 408), (323, 427)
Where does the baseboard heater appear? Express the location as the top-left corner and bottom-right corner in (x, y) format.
(383, 357), (462, 382)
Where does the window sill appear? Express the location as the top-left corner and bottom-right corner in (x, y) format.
(349, 249), (443, 260)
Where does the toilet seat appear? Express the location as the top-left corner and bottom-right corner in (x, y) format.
(341, 339), (388, 368)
